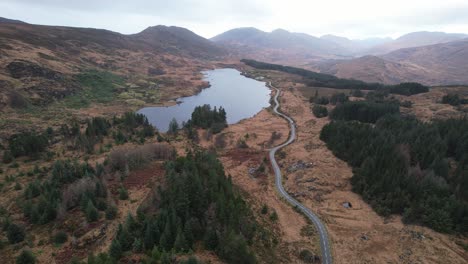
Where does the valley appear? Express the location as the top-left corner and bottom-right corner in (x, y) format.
(0, 16), (467, 264)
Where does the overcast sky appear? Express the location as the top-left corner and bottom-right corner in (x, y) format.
(1, 0), (467, 39)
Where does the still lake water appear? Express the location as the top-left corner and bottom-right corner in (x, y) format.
(138, 68), (271, 132)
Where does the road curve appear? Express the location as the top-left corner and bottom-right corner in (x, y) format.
(269, 85), (333, 264)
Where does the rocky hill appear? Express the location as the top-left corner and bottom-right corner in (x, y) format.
(316, 39), (468, 85)
(0, 19), (225, 111)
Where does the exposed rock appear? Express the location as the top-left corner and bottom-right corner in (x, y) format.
(6, 60), (63, 80)
(409, 230), (426, 240)
(147, 67), (166, 76)
(287, 160), (313, 172)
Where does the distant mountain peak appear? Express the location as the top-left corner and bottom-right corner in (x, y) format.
(0, 17), (26, 24)
(271, 28), (289, 34)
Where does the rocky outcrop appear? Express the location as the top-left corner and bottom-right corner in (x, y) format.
(6, 60), (63, 80)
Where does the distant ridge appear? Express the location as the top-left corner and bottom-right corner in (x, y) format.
(366, 31), (468, 54)
(0, 17), (26, 24)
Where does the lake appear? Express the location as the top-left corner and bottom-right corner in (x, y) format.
(138, 68), (271, 132)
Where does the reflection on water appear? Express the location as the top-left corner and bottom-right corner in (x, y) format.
(138, 68), (271, 132)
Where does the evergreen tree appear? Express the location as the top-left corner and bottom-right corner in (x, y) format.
(116, 224), (132, 251)
(109, 239), (122, 260)
(168, 118), (179, 135)
(174, 227), (188, 252)
(85, 201), (99, 222)
(16, 250), (35, 264)
(132, 238), (143, 253)
(7, 223), (25, 244)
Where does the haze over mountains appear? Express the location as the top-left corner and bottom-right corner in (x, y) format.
(1, 17), (468, 86)
(212, 27), (468, 85)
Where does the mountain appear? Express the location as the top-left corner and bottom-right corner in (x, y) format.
(365, 31), (468, 55)
(0, 20), (223, 58)
(0, 19), (224, 108)
(315, 55), (432, 85)
(212, 27), (351, 63)
(320, 35), (392, 54)
(132, 25), (224, 58)
(316, 39), (468, 85)
(0, 17), (26, 24)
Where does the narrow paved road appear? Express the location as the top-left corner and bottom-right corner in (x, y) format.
(269, 85), (333, 264)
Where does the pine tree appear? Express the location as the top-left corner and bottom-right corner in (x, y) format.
(144, 221), (155, 250)
(85, 201), (99, 222)
(168, 118), (179, 135)
(174, 227), (188, 252)
(117, 224), (132, 251)
(159, 222), (172, 250)
(183, 222), (194, 248)
(109, 239), (122, 260)
(151, 246), (161, 262)
(16, 250), (35, 264)
(132, 238), (143, 253)
(7, 223), (25, 244)
(160, 251), (171, 264)
(203, 227), (218, 250)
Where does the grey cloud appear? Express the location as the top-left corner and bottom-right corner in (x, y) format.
(2, 0), (270, 22)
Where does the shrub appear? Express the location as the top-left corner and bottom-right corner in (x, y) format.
(268, 131), (282, 146)
(85, 201), (99, 222)
(119, 186), (129, 200)
(2, 151), (13, 164)
(260, 205), (268, 215)
(105, 206), (118, 220)
(109, 239), (122, 259)
(314, 96), (329, 105)
(330, 93), (349, 105)
(16, 250), (35, 264)
(8, 132), (48, 158)
(441, 94), (467, 106)
(214, 133), (227, 149)
(351, 89), (364, 97)
(9, 91), (29, 109)
(236, 139), (248, 149)
(7, 223), (25, 244)
(54, 231), (68, 244)
(299, 249), (318, 263)
(389, 82), (429, 95)
(312, 105), (328, 118)
(269, 211), (278, 221)
(110, 144), (174, 172)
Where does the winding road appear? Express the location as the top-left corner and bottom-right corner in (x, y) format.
(269, 85), (333, 264)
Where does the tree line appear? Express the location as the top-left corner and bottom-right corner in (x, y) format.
(242, 59), (429, 95)
(2, 112), (157, 163)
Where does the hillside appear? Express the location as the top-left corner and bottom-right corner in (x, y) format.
(366, 31), (468, 55)
(315, 56), (432, 85)
(0, 20), (225, 122)
(316, 39), (468, 85)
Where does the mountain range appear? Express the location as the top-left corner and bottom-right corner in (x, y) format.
(1, 17), (468, 88)
(212, 27), (468, 85)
